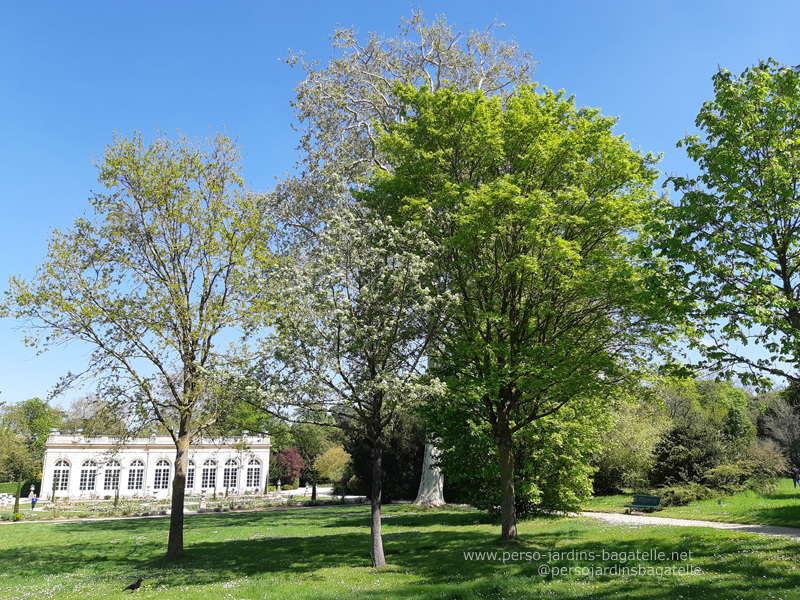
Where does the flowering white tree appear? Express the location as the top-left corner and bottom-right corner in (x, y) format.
(260, 206), (450, 567)
(270, 9), (535, 248)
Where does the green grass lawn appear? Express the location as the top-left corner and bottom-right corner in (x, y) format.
(1, 504), (799, 599)
(583, 478), (800, 527)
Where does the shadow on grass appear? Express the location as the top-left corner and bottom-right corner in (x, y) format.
(739, 505), (800, 527)
(4, 507), (800, 600)
(328, 506), (498, 530)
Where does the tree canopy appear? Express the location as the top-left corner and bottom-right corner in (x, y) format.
(660, 59), (800, 387)
(0, 398), (62, 461)
(271, 9), (536, 245)
(366, 84), (669, 538)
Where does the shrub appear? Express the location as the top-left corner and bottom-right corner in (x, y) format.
(740, 442), (787, 493)
(650, 421), (724, 486)
(659, 483), (716, 507)
(704, 442), (787, 494)
(704, 463), (749, 493)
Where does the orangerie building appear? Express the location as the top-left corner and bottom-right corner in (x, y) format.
(39, 432), (271, 500)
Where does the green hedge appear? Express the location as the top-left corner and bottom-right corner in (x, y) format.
(0, 481), (39, 496)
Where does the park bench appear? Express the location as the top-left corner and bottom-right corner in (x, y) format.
(624, 494), (663, 513)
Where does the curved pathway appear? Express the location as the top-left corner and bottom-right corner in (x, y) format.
(582, 510), (800, 540)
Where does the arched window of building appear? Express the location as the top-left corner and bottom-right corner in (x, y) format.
(186, 460), (196, 490)
(154, 459), (171, 490)
(223, 459), (238, 490)
(79, 460), (98, 491)
(53, 460), (70, 491)
(103, 460), (121, 491)
(202, 459), (217, 489)
(246, 459), (261, 488)
(128, 459), (145, 490)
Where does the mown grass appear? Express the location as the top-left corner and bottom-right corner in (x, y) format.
(1, 503), (799, 599)
(583, 478), (800, 527)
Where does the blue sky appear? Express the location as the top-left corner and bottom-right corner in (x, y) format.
(1, 0), (799, 407)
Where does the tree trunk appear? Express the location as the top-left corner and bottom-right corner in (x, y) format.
(413, 442), (445, 507)
(13, 481), (21, 515)
(311, 469), (317, 502)
(498, 441), (517, 538)
(370, 437), (386, 567)
(166, 434), (190, 559)
(494, 412), (517, 539)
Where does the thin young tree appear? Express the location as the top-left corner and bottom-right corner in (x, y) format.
(260, 206), (450, 566)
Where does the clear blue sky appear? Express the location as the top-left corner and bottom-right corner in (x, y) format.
(1, 0), (798, 407)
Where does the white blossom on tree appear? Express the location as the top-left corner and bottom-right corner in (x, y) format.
(270, 9), (536, 247)
(259, 206), (450, 567)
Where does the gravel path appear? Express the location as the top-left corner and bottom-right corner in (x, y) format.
(582, 511), (800, 540)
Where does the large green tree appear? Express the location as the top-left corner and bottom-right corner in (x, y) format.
(1, 397), (63, 461)
(0, 442), (39, 514)
(660, 59), (800, 387)
(367, 84), (669, 538)
(1, 132), (271, 558)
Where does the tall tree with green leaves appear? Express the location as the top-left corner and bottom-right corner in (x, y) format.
(366, 84), (670, 539)
(291, 421), (334, 501)
(1, 397), (63, 461)
(1, 131), (271, 558)
(659, 59), (800, 387)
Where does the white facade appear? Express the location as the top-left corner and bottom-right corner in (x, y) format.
(40, 433), (271, 500)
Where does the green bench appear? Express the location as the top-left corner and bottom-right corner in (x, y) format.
(624, 494), (663, 513)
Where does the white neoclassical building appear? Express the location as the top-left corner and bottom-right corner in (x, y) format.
(40, 432), (271, 501)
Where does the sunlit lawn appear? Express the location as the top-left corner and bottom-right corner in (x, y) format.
(2, 503), (800, 599)
(583, 478), (800, 528)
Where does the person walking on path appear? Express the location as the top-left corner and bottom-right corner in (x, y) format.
(30, 493), (37, 509)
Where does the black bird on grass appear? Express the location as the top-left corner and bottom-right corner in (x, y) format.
(123, 578), (143, 592)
